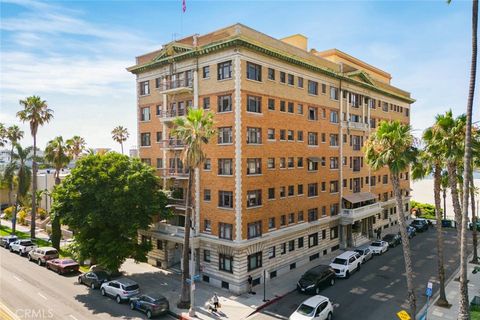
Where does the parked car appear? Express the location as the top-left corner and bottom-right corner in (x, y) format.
(329, 251), (362, 278)
(28, 247), (59, 266)
(9, 239), (37, 255)
(406, 226), (416, 238)
(442, 219), (456, 228)
(469, 221), (480, 231)
(289, 295), (333, 320)
(297, 265), (336, 294)
(78, 271), (111, 289)
(354, 247), (373, 264)
(410, 218), (429, 232)
(382, 234), (402, 247)
(100, 278), (140, 303)
(369, 240), (389, 255)
(46, 258), (79, 274)
(130, 293), (169, 319)
(0, 235), (18, 249)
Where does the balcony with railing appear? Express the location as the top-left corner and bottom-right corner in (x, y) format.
(341, 121), (369, 131)
(164, 168), (189, 179)
(158, 109), (186, 122)
(158, 78), (193, 94)
(160, 139), (185, 150)
(340, 202), (382, 224)
(166, 197), (187, 210)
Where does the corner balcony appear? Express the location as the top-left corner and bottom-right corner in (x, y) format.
(164, 168), (189, 179)
(153, 222), (185, 239)
(160, 139), (185, 150)
(158, 79), (193, 95)
(158, 109), (186, 122)
(340, 202), (382, 225)
(341, 121), (369, 131)
(166, 198), (187, 211)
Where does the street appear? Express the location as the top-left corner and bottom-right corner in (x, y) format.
(0, 248), (176, 320)
(250, 228), (468, 320)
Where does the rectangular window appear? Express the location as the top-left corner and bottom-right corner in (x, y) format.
(330, 204), (339, 216)
(280, 129), (286, 141)
(267, 128), (275, 140)
(280, 186), (286, 198)
(288, 239), (295, 251)
(330, 157), (339, 169)
(321, 133), (326, 143)
(280, 100), (286, 112)
(298, 184), (304, 195)
(217, 61), (232, 80)
(321, 182), (326, 192)
(298, 237), (304, 248)
(330, 181), (339, 193)
(268, 98), (275, 110)
(204, 189), (211, 201)
(156, 131), (162, 143)
(218, 127), (233, 144)
(247, 221), (262, 238)
(247, 62), (262, 81)
(140, 107), (151, 121)
(267, 158), (275, 169)
(330, 86), (339, 100)
(330, 134), (339, 146)
(330, 226), (339, 239)
(156, 158), (163, 169)
(268, 246), (276, 259)
(268, 188), (275, 200)
(219, 223), (233, 240)
(321, 157), (326, 167)
(308, 106), (318, 120)
(308, 132), (318, 146)
(156, 105), (162, 116)
(287, 102), (294, 113)
(219, 254), (233, 272)
(297, 157), (303, 168)
(281, 243), (286, 254)
(218, 158), (233, 175)
(218, 191), (233, 208)
(248, 252), (262, 271)
(246, 127), (262, 144)
(298, 77), (304, 88)
(203, 158), (211, 170)
(321, 83), (327, 94)
(247, 190), (262, 207)
(247, 95), (262, 113)
(308, 80), (318, 95)
(287, 157), (294, 168)
(268, 68), (275, 80)
(330, 111), (339, 123)
(288, 185), (295, 196)
(287, 130), (294, 141)
(288, 74), (294, 85)
(308, 208), (318, 222)
(203, 66), (210, 78)
(298, 211), (304, 222)
(203, 97), (210, 110)
(218, 95), (232, 112)
(297, 104), (303, 114)
(383, 175), (388, 184)
(204, 219), (212, 232)
(140, 80), (150, 95)
(308, 159), (318, 171)
(297, 130), (304, 141)
(280, 71), (286, 83)
(309, 232), (318, 247)
(204, 249), (211, 262)
(140, 133), (151, 146)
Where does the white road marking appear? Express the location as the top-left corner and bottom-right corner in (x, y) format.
(69, 315), (78, 320)
(37, 292), (47, 300)
(13, 275), (22, 282)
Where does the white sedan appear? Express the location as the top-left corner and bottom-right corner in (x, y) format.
(368, 240), (389, 255)
(289, 295), (333, 320)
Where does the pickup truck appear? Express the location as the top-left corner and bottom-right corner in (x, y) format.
(10, 239), (37, 256)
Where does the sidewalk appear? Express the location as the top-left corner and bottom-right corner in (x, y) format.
(426, 257), (480, 319)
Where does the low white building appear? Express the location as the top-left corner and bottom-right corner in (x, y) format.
(37, 169), (70, 212)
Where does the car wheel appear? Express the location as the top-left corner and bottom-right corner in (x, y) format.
(327, 312), (333, 320)
(38, 259), (42, 266)
(116, 295), (122, 304)
(28, 255), (32, 261)
(9, 247), (13, 252)
(315, 286), (320, 294)
(91, 283), (96, 290)
(357, 264), (361, 271)
(346, 271), (350, 279)
(130, 302), (135, 310)
(147, 310), (152, 319)
(46, 264), (49, 270)
(78, 277), (82, 284)
(101, 288), (106, 296)
(330, 278), (335, 286)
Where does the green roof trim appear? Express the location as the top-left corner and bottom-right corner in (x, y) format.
(128, 37), (414, 104)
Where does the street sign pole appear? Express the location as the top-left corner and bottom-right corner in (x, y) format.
(420, 281), (433, 320)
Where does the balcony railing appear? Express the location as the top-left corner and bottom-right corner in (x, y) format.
(158, 79), (193, 92)
(340, 202), (382, 224)
(341, 121), (369, 131)
(155, 223), (185, 237)
(165, 168), (189, 178)
(158, 109), (186, 120)
(161, 139), (185, 149)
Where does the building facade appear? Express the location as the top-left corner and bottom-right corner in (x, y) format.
(128, 24), (413, 294)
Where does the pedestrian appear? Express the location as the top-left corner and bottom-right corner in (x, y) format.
(212, 293), (219, 312)
(376, 228), (381, 240)
(247, 275), (253, 294)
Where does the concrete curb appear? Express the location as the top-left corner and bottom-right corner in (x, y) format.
(247, 287), (297, 318)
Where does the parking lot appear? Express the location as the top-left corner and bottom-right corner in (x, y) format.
(250, 228), (466, 320)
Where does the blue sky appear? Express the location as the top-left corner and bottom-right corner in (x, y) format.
(0, 0), (478, 152)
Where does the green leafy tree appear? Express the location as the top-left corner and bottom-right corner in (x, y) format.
(6, 125), (24, 207)
(4, 144), (33, 234)
(111, 126), (129, 155)
(51, 152), (169, 272)
(66, 135), (86, 160)
(17, 95), (54, 239)
(0, 123), (7, 148)
(44, 136), (71, 250)
(171, 108), (215, 310)
(364, 120), (418, 317)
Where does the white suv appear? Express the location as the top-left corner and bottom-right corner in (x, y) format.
(10, 239), (37, 256)
(100, 278), (140, 304)
(289, 295), (333, 320)
(329, 251), (362, 278)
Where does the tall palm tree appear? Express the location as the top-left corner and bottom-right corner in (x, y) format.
(17, 95), (54, 239)
(4, 145), (33, 234)
(0, 123), (7, 148)
(6, 125), (24, 207)
(66, 135), (86, 160)
(171, 108), (215, 311)
(364, 120), (418, 317)
(44, 136), (71, 250)
(111, 126), (129, 155)
(459, 1), (478, 317)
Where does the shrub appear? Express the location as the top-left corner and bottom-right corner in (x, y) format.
(38, 208), (48, 220)
(2, 206), (14, 220)
(18, 210), (27, 225)
(410, 200), (440, 219)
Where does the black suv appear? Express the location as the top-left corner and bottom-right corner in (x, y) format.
(382, 234), (401, 247)
(410, 219), (429, 232)
(297, 265), (336, 294)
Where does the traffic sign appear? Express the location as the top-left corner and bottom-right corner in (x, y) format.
(397, 310), (411, 320)
(426, 281), (433, 297)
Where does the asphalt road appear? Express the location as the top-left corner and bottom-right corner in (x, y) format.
(250, 228), (468, 320)
(0, 248), (176, 320)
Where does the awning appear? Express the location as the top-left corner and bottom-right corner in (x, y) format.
(308, 157), (322, 162)
(343, 192), (377, 204)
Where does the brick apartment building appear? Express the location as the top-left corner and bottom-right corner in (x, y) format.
(127, 24), (413, 294)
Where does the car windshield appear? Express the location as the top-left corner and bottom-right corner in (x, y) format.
(61, 259), (76, 264)
(21, 241), (33, 246)
(46, 250), (58, 255)
(383, 235), (393, 240)
(332, 258), (347, 265)
(96, 271), (109, 279)
(124, 284), (139, 291)
(302, 272), (317, 280)
(371, 242), (382, 247)
(297, 304), (315, 316)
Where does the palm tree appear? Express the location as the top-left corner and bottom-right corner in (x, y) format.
(4, 145), (33, 234)
(0, 123), (7, 148)
(171, 108), (215, 311)
(364, 120), (418, 317)
(6, 125), (24, 207)
(66, 135), (86, 160)
(17, 95), (54, 239)
(44, 136), (71, 250)
(111, 126), (129, 154)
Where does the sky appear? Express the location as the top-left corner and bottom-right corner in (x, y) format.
(0, 0), (478, 152)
